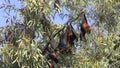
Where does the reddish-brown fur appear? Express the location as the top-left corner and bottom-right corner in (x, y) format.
(51, 50), (57, 59)
(49, 60), (54, 68)
(80, 14), (91, 41)
(81, 22), (91, 33)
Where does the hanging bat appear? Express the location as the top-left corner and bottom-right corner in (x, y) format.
(80, 14), (91, 41)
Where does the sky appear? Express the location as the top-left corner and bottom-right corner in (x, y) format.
(0, 0), (70, 27)
(0, 0), (23, 27)
(0, 0), (6, 27)
(0, 0), (94, 28)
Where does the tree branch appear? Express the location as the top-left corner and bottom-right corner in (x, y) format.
(42, 12), (83, 55)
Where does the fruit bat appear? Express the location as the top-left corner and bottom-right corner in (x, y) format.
(67, 24), (77, 46)
(80, 14), (91, 41)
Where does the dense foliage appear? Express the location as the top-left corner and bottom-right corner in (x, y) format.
(0, 0), (120, 68)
